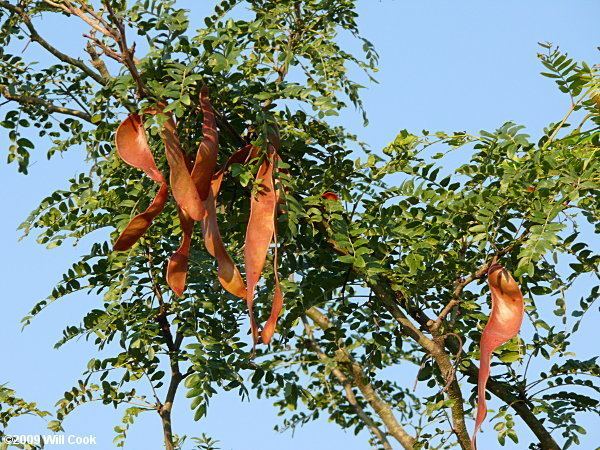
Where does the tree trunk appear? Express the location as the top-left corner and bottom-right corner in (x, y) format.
(160, 406), (175, 450)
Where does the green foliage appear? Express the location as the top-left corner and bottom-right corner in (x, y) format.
(1, 1), (599, 449)
(0, 385), (50, 430)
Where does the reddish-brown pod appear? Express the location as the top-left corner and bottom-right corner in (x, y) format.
(166, 207), (194, 297)
(202, 178), (246, 298)
(321, 191), (340, 201)
(160, 115), (206, 221)
(471, 264), (525, 449)
(191, 86), (219, 200)
(113, 114), (169, 251)
(244, 157), (277, 344)
(260, 243), (283, 345)
(201, 146), (257, 299)
(166, 149), (197, 297)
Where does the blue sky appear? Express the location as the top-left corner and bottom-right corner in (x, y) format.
(1, 1), (599, 449)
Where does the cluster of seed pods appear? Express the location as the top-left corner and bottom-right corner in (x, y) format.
(113, 89), (525, 438)
(113, 87), (282, 345)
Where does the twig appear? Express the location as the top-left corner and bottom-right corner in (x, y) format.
(85, 40), (111, 79)
(303, 311), (415, 449)
(439, 333), (463, 394)
(102, 1), (147, 98)
(43, 0), (115, 38)
(57, 80), (92, 116)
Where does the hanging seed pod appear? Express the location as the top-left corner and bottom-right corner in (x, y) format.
(260, 236), (283, 345)
(471, 264), (524, 449)
(202, 145), (256, 299)
(160, 114), (205, 222)
(167, 88), (219, 297)
(166, 207), (194, 296)
(191, 86), (219, 200)
(244, 157), (277, 344)
(113, 114), (169, 251)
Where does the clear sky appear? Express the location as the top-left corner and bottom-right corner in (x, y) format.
(1, 1), (599, 449)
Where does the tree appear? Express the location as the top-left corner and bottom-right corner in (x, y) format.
(1, 1), (599, 449)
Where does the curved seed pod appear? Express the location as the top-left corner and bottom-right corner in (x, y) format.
(191, 86), (219, 200)
(260, 234), (283, 345)
(115, 114), (165, 184)
(113, 114), (169, 251)
(201, 145), (255, 299)
(166, 149), (196, 297)
(160, 116), (205, 221)
(114, 184), (169, 251)
(166, 207), (194, 297)
(203, 176), (246, 298)
(244, 157), (277, 345)
(261, 126), (284, 344)
(471, 264), (524, 449)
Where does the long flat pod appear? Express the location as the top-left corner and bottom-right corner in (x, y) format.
(191, 86), (219, 200)
(260, 233), (282, 345)
(202, 146), (255, 299)
(471, 264), (524, 449)
(113, 114), (169, 251)
(166, 206), (194, 297)
(166, 149), (197, 297)
(244, 156), (277, 344)
(166, 89), (218, 297)
(160, 115), (205, 222)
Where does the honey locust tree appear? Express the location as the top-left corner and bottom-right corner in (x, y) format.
(1, 1), (599, 450)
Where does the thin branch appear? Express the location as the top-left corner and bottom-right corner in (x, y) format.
(101, 1), (146, 98)
(85, 40), (111, 79)
(302, 317), (394, 450)
(57, 80), (92, 116)
(306, 308), (417, 450)
(0, 0), (106, 85)
(42, 0), (115, 38)
(84, 32), (123, 62)
(1, 86), (92, 122)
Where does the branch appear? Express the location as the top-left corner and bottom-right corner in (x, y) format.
(369, 283), (472, 450)
(316, 218), (471, 448)
(145, 247), (181, 450)
(42, 0), (115, 38)
(0, 1), (106, 85)
(101, 1), (147, 98)
(305, 308), (417, 450)
(85, 40), (111, 79)
(1, 86), (92, 122)
(302, 317), (395, 450)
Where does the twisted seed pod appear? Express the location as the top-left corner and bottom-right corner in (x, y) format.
(166, 205), (194, 297)
(191, 86), (219, 201)
(167, 88), (219, 297)
(260, 238), (283, 345)
(471, 264), (524, 449)
(259, 128), (284, 345)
